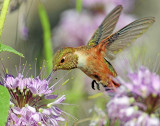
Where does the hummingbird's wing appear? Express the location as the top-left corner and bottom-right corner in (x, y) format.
(102, 17), (155, 60)
(87, 5), (122, 47)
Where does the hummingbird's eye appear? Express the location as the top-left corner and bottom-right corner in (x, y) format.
(60, 57), (65, 63)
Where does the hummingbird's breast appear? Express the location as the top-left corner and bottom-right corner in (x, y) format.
(74, 51), (88, 68)
(75, 46), (117, 86)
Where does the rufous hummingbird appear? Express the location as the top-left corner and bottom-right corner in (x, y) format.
(52, 5), (155, 90)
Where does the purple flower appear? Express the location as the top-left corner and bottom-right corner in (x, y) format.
(52, 10), (104, 47)
(1, 67), (67, 125)
(20, 26), (29, 40)
(124, 66), (160, 97)
(111, 0), (136, 12)
(107, 66), (160, 125)
(82, 0), (135, 12)
(82, 0), (109, 8)
(52, 8), (135, 48)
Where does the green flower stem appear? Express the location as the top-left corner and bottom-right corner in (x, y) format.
(76, 0), (82, 12)
(38, 3), (53, 73)
(0, 0), (11, 41)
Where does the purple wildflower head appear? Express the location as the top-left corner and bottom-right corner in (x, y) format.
(125, 66), (160, 97)
(1, 63), (67, 125)
(82, 0), (136, 14)
(52, 10), (104, 47)
(82, 0), (136, 12)
(52, 0), (136, 50)
(82, 0), (109, 8)
(111, 0), (136, 12)
(107, 66), (160, 125)
(52, 6), (135, 49)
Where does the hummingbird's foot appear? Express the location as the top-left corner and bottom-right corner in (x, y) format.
(91, 80), (100, 90)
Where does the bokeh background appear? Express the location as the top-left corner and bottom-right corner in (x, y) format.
(1, 0), (160, 125)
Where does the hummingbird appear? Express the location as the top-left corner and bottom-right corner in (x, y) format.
(52, 5), (155, 90)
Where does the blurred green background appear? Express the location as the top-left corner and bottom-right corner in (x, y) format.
(0, 0), (160, 125)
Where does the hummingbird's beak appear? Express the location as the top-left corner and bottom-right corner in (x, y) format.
(46, 70), (54, 81)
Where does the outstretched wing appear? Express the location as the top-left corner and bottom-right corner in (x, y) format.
(101, 17), (155, 60)
(87, 5), (122, 47)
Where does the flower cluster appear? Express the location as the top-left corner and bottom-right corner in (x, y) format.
(83, 0), (135, 12)
(52, 0), (135, 48)
(107, 66), (160, 125)
(52, 10), (105, 47)
(124, 66), (160, 97)
(1, 73), (66, 126)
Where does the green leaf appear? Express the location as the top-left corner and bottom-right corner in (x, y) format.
(76, 0), (82, 12)
(38, 3), (53, 74)
(0, 43), (24, 57)
(0, 0), (11, 40)
(0, 85), (10, 126)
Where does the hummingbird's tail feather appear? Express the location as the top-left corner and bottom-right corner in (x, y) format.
(104, 78), (121, 91)
(108, 79), (120, 88)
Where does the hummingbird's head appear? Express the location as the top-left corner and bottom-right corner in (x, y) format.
(52, 47), (78, 71)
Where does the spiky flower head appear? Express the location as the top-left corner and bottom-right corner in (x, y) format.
(107, 66), (160, 125)
(1, 64), (67, 126)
